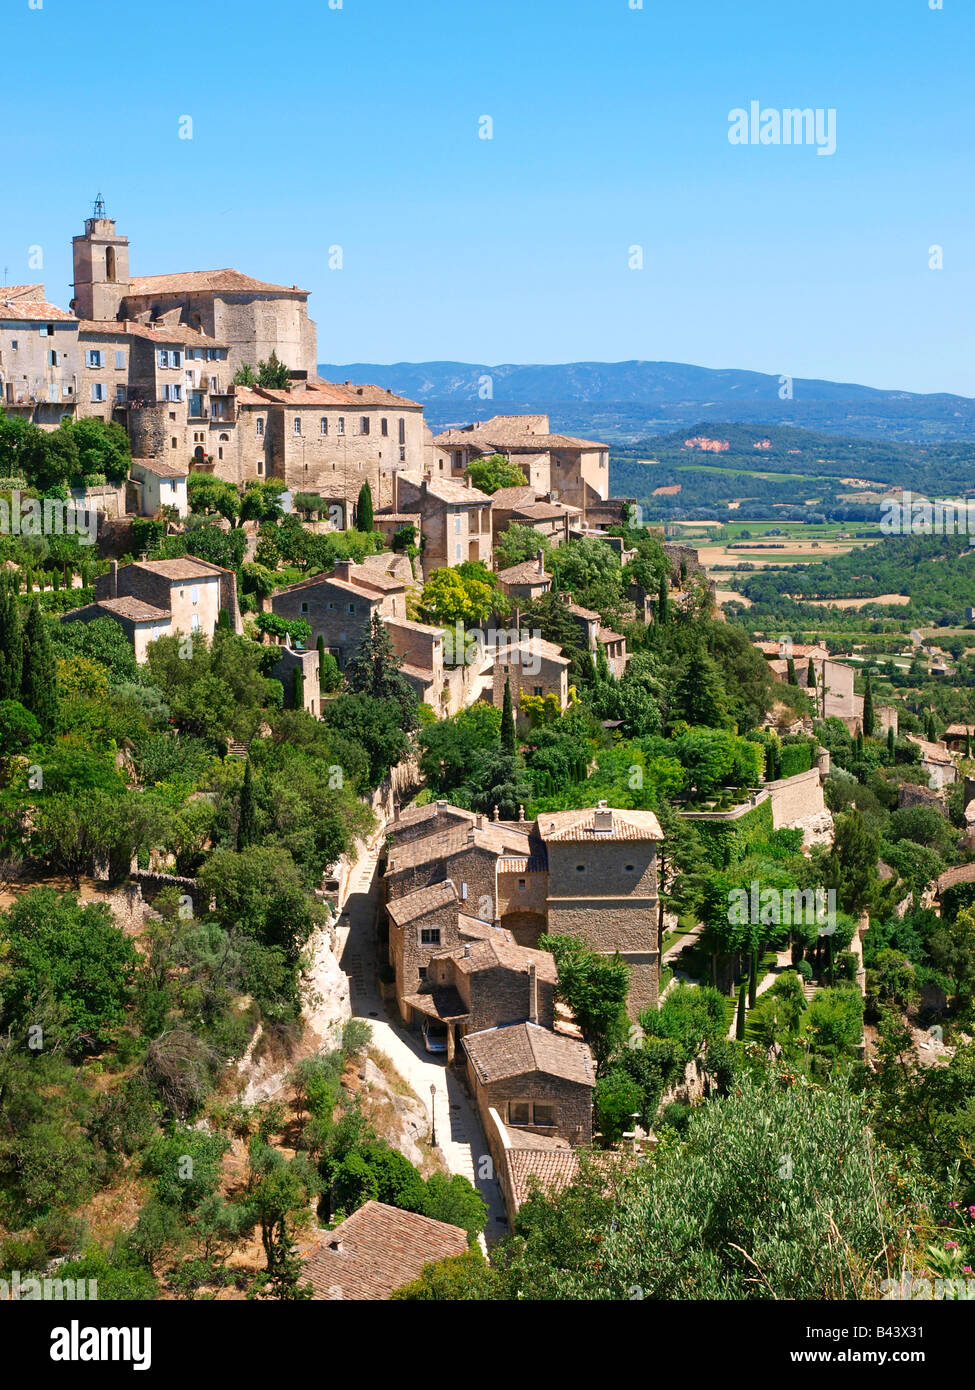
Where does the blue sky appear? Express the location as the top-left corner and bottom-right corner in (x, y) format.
(3, 0), (972, 394)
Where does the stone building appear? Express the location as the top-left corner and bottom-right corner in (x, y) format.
(269, 640), (321, 716)
(491, 491), (578, 549)
(129, 457), (188, 517)
(756, 640), (857, 722)
(229, 381), (427, 516)
(70, 209), (317, 379)
(392, 472), (493, 570)
(538, 803), (663, 1018)
(431, 413), (610, 517)
(565, 600), (628, 679)
(492, 636), (570, 714)
(271, 558), (406, 670)
(61, 555), (241, 662)
(0, 286), (78, 425)
(462, 1021), (595, 1146)
(495, 553), (552, 605)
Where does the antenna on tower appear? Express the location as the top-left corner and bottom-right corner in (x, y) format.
(92, 192), (106, 219)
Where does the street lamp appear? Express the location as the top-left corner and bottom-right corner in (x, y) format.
(430, 1083), (437, 1147)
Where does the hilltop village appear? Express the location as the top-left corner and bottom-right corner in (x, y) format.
(2, 209), (975, 1302)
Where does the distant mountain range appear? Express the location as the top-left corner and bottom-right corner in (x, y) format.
(317, 360), (975, 445)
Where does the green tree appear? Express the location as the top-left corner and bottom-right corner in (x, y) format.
(0, 580), (23, 701)
(494, 525), (551, 571)
(862, 671), (875, 737)
(21, 600), (58, 735)
(232, 363), (258, 386)
(256, 351), (291, 389)
(465, 454), (528, 495)
(501, 677), (516, 754)
(343, 613), (418, 731)
(237, 758), (258, 850)
(356, 481), (374, 533)
(538, 934), (630, 1070)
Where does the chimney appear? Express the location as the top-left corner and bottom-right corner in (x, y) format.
(110, 560), (118, 597)
(465, 472), (472, 489)
(464, 943), (472, 958)
(476, 813), (485, 830)
(528, 963), (538, 1025)
(594, 800), (613, 833)
(334, 558), (354, 582)
(536, 549), (544, 576)
(436, 799), (447, 816)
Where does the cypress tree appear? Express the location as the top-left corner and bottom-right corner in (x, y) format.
(887, 725), (896, 759)
(748, 948), (758, 1008)
(293, 667), (304, 711)
(786, 657), (797, 685)
(0, 579), (24, 701)
(806, 658), (815, 687)
(926, 711), (937, 743)
(357, 481), (374, 533)
(736, 982), (747, 1041)
(657, 573), (669, 625)
(501, 676), (516, 754)
(237, 758), (257, 850)
(21, 599), (58, 735)
(317, 633), (326, 690)
(862, 671), (875, 737)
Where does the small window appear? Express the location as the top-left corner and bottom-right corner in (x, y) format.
(294, 417), (301, 435)
(455, 545), (461, 560)
(115, 385), (125, 402)
(256, 418), (264, 436)
(418, 966), (428, 981)
(115, 350), (125, 369)
(191, 614), (201, 632)
(300, 601), (309, 614)
(508, 1101), (530, 1126)
(533, 686), (543, 697)
(461, 883), (468, 900)
(90, 383), (105, 402)
(398, 418), (405, 444)
(158, 349), (168, 368)
(517, 878), (526, 890)
(39, 324), (49, 337)
(10, 340), (17, 350)
(172, 350), (182, 368)
(625, 864), (635, 873)
(320, 417), (328, 435)
(454, 516), (461, 534)
(337, 417), (345, 435)
(381, 418), (388, 437)
(419, 928), (440, 946)
(532, 1102), (555, 1127)
(191, 586), (199, 605)
(347, 603), (355, 615)
(399, 446), (406, 462)
(359, 416), (369, 435)
(86, 349), (103, 368)
(576, 864), (585, 874)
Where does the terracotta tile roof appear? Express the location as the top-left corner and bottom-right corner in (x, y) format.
(373, 512), (422, 524)
(497, 855), (548, 874)
(505, 1148), (581, 1209)
(0, 293), (75, 323)
(401, 986), (468, 1021)
(597, 626), (625, 645)
(130, 457), (189, 479)
(907, 735), (953, 765)
(391, 802), (476, 833)
(348, 564), (404, 594)
(78, 318), (225, 347)
(396, 471), (491, 505)
(97, 596), (171, 622)
(437, 936), (557, 981)
(489, 486), (538, 510)
(237, 380), (422, 409)
(496, 560), (551, 586)
(538, 805), (663, 842)
(497, 636), (570, 665)
(299, 1201), (468, 1300)
(384, 616), (442, 638)
(435, 415), (607, 451)
(512, 501), (578, 522)
(132, 558), (223, 582)
(458, 915), (509, 940)
(463, 1021), (594, 1087)
(128, 268), (309, 297)
(399, 661), (435, 684)
(386, 879), (459, 927)
(566, 601), (600, 622)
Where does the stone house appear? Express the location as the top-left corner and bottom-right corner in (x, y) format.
(538, 803), (663, 1018)
(387, 799), (478, 846)
(231, 380), (426, 515)
(61, 555), (241, 662)
(129, 457), (188, 517)
(757, 639), (857, 722)
(463, 1021), (595, 1146)
(386, 879), (501, 1014)
(565, 600), (627, 679)
(492, 493), (578, 549)
(0, 286), (79, 425)
(385, 819), (537, 917)
(907, 735), (958, 792)
(431, 413), (610, 516)
(495, 553), (552, 605)
(271, 558), (406, 670)
(300, 1201), (468, 1300)
(492, 636), (570, 714)
(393, 472), (493, 570)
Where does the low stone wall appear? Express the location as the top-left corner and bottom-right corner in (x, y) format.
(132, 869), (210, 916)
(767, 766), (826, 829)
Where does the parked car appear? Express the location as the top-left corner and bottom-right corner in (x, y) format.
(421, 1018), (448, 1054)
